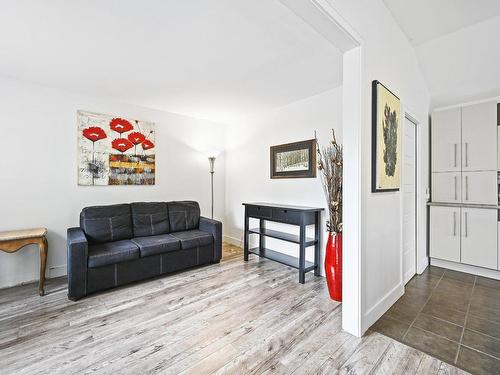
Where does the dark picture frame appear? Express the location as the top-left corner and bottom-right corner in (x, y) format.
(371, 80), (401, 192)
(270, 139), (317, 179)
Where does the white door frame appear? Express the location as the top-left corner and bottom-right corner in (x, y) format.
(402, 113), (418, 284)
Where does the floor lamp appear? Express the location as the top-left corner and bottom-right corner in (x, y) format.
(208, 156), (216, 219)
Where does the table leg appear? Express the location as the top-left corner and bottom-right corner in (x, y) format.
(259, 219), (265, 251)
(243, 207), (249, 261)
(39, 237), (48, 296)
(314, 211), (321, 276)
(299, 225), (305, 284)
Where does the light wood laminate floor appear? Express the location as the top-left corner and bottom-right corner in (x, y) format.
(0, 248), (469, 374)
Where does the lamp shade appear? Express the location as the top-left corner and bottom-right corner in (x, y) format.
(208, 156), (216, 173)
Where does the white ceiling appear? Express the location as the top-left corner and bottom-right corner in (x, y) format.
(383, 0), (500, 109)
(383, 0), (500, 46)
(0, 0), (342, 123)
(415, 14), (500, 108)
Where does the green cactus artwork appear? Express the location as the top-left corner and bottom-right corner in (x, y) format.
(382, 104), (398, 177)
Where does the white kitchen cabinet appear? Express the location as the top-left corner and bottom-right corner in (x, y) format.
(461, 208), (498, 269)
(431, 102), (499, 273)
(497, 127), (500, 170)
(461, 102), (497, 172)
(498, 223), (500, 270)
(462, 171), (497, 205)
(432, 172), (461, 203)
(432, 108), (461, 173)
(430, 206), (461, 263)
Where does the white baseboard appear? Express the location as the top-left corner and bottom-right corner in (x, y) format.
(223, 235), (242, 247)
(403, 268), (415, 284)
(0, 264), (67, 290)
(430, 258), (500, 280)
(223, 234), (258, 248)
(363, 282), (404, 333)
(417, 256), (429, 274)
(48, 264), (67, 278)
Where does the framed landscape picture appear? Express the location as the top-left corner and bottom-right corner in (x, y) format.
(77, 111), (156, 186)
(371, 80), (401, 192)
(270, 139), (316, 179)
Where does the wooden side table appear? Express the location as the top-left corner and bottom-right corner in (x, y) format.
(0, 228), (48, 295)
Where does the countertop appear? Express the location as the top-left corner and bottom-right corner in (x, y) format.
(427, 201), (499, 210)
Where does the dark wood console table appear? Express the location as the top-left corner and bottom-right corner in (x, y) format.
(243, 202), (323, 283)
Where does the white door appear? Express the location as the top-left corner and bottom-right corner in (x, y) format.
(430, 206), (461, 263)
(462, 171), (498, 205)
(402, 117), (417, 284)
(432, 172), (461, 203)
(461, 101), (497, 172)
(461, 208), (498, 269)
(432, 108), (461, 172)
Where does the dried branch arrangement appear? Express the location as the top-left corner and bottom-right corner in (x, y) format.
(316, 129), (343, 233)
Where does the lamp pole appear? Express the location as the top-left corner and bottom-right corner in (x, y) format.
(208, 156), (216, 219)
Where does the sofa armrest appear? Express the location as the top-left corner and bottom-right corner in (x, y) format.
(67, 227), (88, 300)
(199, 217), (222, 262)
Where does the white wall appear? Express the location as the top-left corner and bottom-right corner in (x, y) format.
(224, 88), (342, 274)
(416, 14), (500, 108)
(0, 0), (432, 338)
(329, 0), (431, 332)
(0, 76), (226, 289)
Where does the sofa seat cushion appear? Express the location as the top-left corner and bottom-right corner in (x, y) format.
(88, 240), (139, 268)
(131, 234), (181, 257)
(169, 230), (213, 250)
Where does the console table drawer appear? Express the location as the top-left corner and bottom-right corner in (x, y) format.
(272, 208), (301, 225)
(247, 205), (272, 219)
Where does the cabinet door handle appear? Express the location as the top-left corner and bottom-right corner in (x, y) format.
(453, 211), (457, 236)
(465, 142), (469, 167)
(454, 143), (457, 167)
(465, 175), (469, 201)
(454, 176), (458, 200)
(464, 212), (468, 237)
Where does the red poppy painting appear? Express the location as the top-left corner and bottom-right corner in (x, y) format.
(77, 111), (156, 186)
(128, 132), (146, 145)
(141, 139), (155, 151)
(110, 118), (134, 134)
(82, 126), (107, 142)
(112, 138), (134, 153)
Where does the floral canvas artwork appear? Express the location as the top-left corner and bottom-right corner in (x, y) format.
(371, 80), (401, 192)
(77, 111), (155, 185)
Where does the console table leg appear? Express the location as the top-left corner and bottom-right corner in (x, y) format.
(259, 219), (265, 250)
(314, 211), (321, 276)
(299, 225), (305, 284)
(243, 207), (249, 261)
(39, 237), (48, 296)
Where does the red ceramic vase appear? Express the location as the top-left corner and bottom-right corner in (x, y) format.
(325, 231), (342, 302)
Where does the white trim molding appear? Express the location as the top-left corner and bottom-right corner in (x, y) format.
(431, 258), (500, 280)
(363, 282), (404, 332)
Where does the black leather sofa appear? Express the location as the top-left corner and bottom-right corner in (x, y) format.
(67, 201), (222, 300)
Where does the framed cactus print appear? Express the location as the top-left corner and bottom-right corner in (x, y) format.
(77, 111), (155, 186)
(371, 80), (401, 192)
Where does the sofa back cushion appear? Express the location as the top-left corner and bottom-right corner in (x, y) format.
(131, 202), (170, 237)
(80, 204), (132, 243)
(167, 201), (200, 232)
